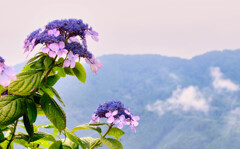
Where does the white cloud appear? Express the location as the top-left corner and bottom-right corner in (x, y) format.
(227, 108), (240, 126)
(146, 86), (209, 116)
(210, 67), (239, 92)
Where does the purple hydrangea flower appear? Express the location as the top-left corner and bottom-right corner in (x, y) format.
(63, 51), (79, 68)
(0, 57), (17, 87)
(114, 115), (126, 129)
(23, 19), (98, 60)
(48, 29), (60, 37)
(85, 30), (99, 42)
(85, 56), (102, 73)
(105, 110), (118, 123)
(91, 101), (140, 132)
(42, 41), (68, 58)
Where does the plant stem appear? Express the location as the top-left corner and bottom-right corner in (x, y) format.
(90, 123), (114, 149)
(7, 119), (19, 149)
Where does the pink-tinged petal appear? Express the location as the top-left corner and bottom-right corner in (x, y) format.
(48, 51), (57, 58)
(54, 30), (60, 37)
(117, 123), (124, 129)
(70, 61), (76, 68)
(119, 115), (125, 121)
(63, 60), (71, 68)
(85, 30), (91, 36)
(114, 119), (120, 124)
(49, 43), (59, 51)
(4, 66), (17, 81)
(73, 54), (79, 61)
(42, 47), (50, 53)
(92, 114), (96, 119)
(57, 49), (68, 57)
(112, 110), (118, 116)
(107, 116), (115, 123)
(85, 58), (91, 64)
(132, 121), (139, 127)
(68, 37), (80, 43)
(48, 30), (54, 35)
(134, 116), (140, 121)
(82, 39), (87, 47)
(67, 51), (74, 59)
(59, 42), (65, 49)
(0, 73), (10, 87)
(124, 110), (131, 115)
(90, 65), (98, 73)
(105, 111), (112, 118)
(91, 36), (99, 42)
(95, 59), (103, 68)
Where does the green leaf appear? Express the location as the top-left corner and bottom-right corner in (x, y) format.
(8, 70), (43, 96)
(73, 62), (86, 83)
(100, 138), (123, 149)
(16, 132), (56, 142)
(0, 95), (26, 125)
(23, 113), (34, 140)
(0, 140), (13, 149)
(53, 67), (66, 78)
(108, 127), (125, 140)
(49, 86), (65, 107)
(81, 137), (103, 149)
(72, 124), (101, 134)
(38, 124), (55, 129)
(47, 75), (60, 86)
(89, 123), (109, 126)
(62, 138), (79, 149)
(44, 56), (54, 69)
(40, 94), (66, 132)
(26, 99), (37, 124)
(41, 85), (54, 98)
(49, 141), (63, 149)
(0, 131), (4, 143)
(65, 128), (85, 149)
(64, 67), (75, 76)
(26, 52), (44, 65)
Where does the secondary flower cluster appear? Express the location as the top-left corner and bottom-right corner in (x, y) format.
(23, 19), (102, 73)
(0, 57), (17, 87)
(90, 101), (140, 132)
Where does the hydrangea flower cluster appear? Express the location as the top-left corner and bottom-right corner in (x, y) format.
(23, 19), (102, 73)
(90, 101), (140, 132)
(0, 56), (17, 87)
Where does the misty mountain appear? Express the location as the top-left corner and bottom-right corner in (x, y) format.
(16, 49), (240, 149)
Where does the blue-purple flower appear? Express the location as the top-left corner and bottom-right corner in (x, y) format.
(23, 19), (102, 71)
(0, 57), (17, 87)
(90, 101), (140, 132)
(85, 56), (102, 73)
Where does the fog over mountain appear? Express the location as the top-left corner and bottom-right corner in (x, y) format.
(15, 49), (240, 149)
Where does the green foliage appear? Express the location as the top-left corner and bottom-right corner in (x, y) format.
(40, 94), (66, 132)
(16, 132), (56, 142)
(100, 138), (123, 149)
(8, 70), (43, 96)
(72, 124), (102, 134)
(81, 137), (103, 149)
(26, 98), (37, 124)
(73, 62), (87, 83)
(107, 127), (125, 140)
(49, 141), (63, 149)
(0, 95), (26, 125)
(64, 67), (75, 76)
(47, 75), (61, 86)
(65, 128), (85, 149)
(23, 113), (34, 140)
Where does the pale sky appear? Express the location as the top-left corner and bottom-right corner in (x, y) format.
(1, 0), (240, 65)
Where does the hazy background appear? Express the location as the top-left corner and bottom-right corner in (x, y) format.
(1, 0), (240, 65)
(3, 0), (240, 148)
